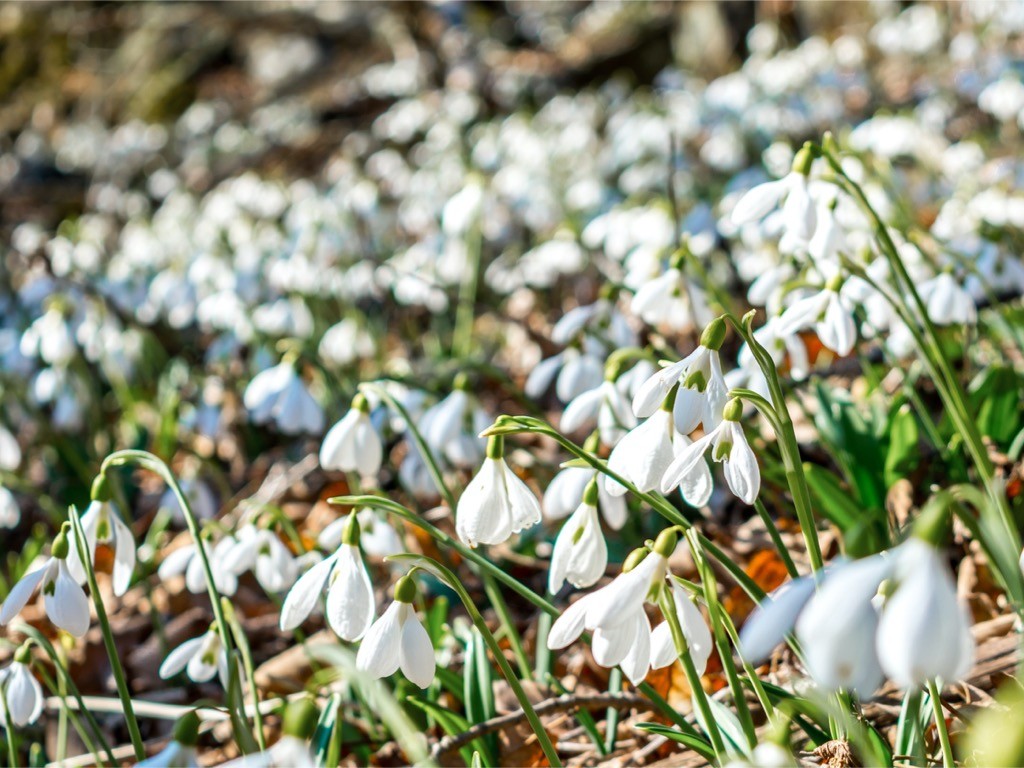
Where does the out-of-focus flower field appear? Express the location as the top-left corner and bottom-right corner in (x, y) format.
(2, 2), (1024, 767)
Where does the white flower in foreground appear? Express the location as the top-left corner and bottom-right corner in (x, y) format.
(67, 486), (136, 596)
(280, 515), (375, 642)
(548, 479), (608, 593)
(356, 575), (435, 689)
(0, 523), (90, 637)
(160, 627), (228, 686)
(543, 465), (627, 530)
(548, 533), (674, 685)
(320, 393), (383, 477)
(318, 509), (403, 558)
(223, 525), (299, 595)
(607, 406), (675, 496)
(219, 698), (319, 768)
(158, 536), (239, 596)
(0, 486), (19, 529)
(650, 579), (714, 676)
(243, 360), (325, 435)
(662, 398), (760, 505)
(731, 146), (817, 243)
(777, 279), (857, 357)
(739, 574), (819, 663)
(0, 648), (44, 728)
(919, 271), (977, 326)
(876, 538), (974, 688)
(632, 318), (729, 435)
(136, 710), (201, 768)
(456, 436), (541, 548)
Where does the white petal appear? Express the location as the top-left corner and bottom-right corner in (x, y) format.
(45, 562), (91, 637)
(280, 554), (337, 631)
(110, 510), (137, 596)
(159, 637), (205, 679)
(632, 359), (688, 418)
(157, 545), (195, 582)
(618, 612), (652, 685)
(738, 576), (817, 663)
(560, 387), (603, 434)
(326, 546), (375, 642)
(661, 429), (716, 494)
(731, 179), (788, 225)
(456, 459), (511, 547)
(547, 594), (592, 650)
(592, 619), (638, 668)
(607, 411), (675, 495)
(503, 462), (542, 534)
(356, 602), (403, 680)
(1, 565), (50, 626)
(548, 504), (606, 593)
(6, 663), (43, 726)
(399, 609), (436, 689)
(673, 434), (714, 507)
(524, 354), (564, 399)
(672, 582), (714, 676)
(817, 292), (856, 356)
(186, 634), (221, 683)
(353, 418), (384, 477)
(777, 291), (829, 337)
(66, 503), (100, 586)
(650, 621), (676, 669)
(587, 554), (664, 630)
(556, 354), (603, 404)
(319, 410), (360, 471)
(722, 423), (760, 504)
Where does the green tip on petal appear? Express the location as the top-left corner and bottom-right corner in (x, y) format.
(173, 710), (202, 747)
(90, 473), (112, 503)
(653, 528), (678, 558)
(395, 574), (418, 604)
(52, 521), (72, 560)
(281, 696), (320, 741)
(699, 316), (727, 351)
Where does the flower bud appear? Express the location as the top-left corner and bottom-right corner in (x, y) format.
(792, 142), (815, 176)
(394, 574), (418, 604)
(342, 512), (361, 546)
(173, 710), (202, 747)
(699, 316), (727, 351)
(653, 528), (678, 558)
(52, 522), (72, 560)
(281, 696), (320, 741)
(90, 473), (112, 503)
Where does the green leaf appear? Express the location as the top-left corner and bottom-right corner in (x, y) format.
(635, 723), (716, 761)
(802, 463), (862, 530)
(406, 697), (495, 766)
(969, 365), (1024, 447)
(884, 404), (919, 487)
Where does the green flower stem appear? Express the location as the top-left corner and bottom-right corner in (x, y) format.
(221, 598), (267, 751)
(392, 555), (562, 768)
(99, 450), (248, 744)
(752, 498), (799, 579)
(714, 605), (776, 723)
(3, 684), (17, 768)
(657, 585), (726, 760)
(68, 505), (146, 762)
(483, 576), (532, 680)
(14, 624), (115, 764)
(604, 667), (623, 754)
(453, 207), (484, 359)
(927, 680), (955, 768)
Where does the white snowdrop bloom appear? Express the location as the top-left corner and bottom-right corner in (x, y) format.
(919, 272), (977, 326)
(0, 652), (44, 728)
(356, 575), (435, 689)
(418, 383), (489, 469)
(548, 480), (608, 593)
(280, 515), (375, 641)
(606, 406), (675, 497)
(319, 318), (375, 367)
(0, 524), (90, 637)
(158, 536), (239, 597)
(739, 574), (820, 663)
(0, 487), (19, 529)
(218, 697), (319, 768)
(551, 298), (636, 350)
(318, 509), (403, 558)
(0, 426), (21, 471)
(747, 263), (796, 317)
(543, 465), (627, 530)
(731, 147), (817, 243)
(524, 347), (604, 404)
(632, 318), (729, 435)
(160, 628), (228, 686)
(20, 306), (77, 366)
(777, 280), (858, 357)
(665, 429), (714, 508)
(136, 710), (201, 768)
(66, 497), (136, 596)
(441, 180), (484, 236)
(876, 539), (974, 688)
(159, 477), (217, 523)
(662, 399), (760, 505)
(547, 533), (673, 685)
(560, 379), (636, 446)
(243, 360), (325, 435)
(320, 394), (383, 477)
(222, 525), (299, 595)
(795, 554), (891, 695)
(456, 436), (542, 548)
(650, 579), (714, 676)
(808, 199), (847, 266)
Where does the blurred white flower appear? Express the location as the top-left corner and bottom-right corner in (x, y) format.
(244, 361), (324, 435)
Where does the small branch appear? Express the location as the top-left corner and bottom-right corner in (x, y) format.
(429, 692), (650, 761)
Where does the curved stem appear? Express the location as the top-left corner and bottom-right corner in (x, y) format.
(67, 506), (146, 761)
(390, 554), (563, 768)
(221, 599), (266, 751)
(927, 680), (954, 768)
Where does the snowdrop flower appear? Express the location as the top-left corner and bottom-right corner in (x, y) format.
(318, 509), (403, 558)
(20, 305), (77, 366)
(524, 347), (604, 404)
(159, 627), (228, 686)
(280, 514), (374, 641)
(159, 476), (217, 524)
(543, 464), (627, 530)
(551, 297), (636, 350)
(0, 425), (21, 471)
(777, 277), (857, 357)
(649, 579), (714, 676)
(243, 359), (325, 435)
(319, 318), (375, 367)
(0, 487), (19, 529)
(223, 524), (299, 594)
(0, 522), (90, 637)
(158, 536), (240, 596)
(319, 393), (383, 477)
(662, 398), (760, 505)
(456, 436), (542, 548)
(418, 378), (489, 469)
(356, 574), (435, 689)
(67, 478), (136, 596)
(219, 697), (319, 768)
(0, 646), (44, 728)
(547, 531), (674, 685)
(632, 317), (729, 435)
(876, 538), (974, 688)
(548, 479), (607, 593)
(607, 396), (676, 496)
(739, 574), (820, 663)
(560, 375), (636, 446)
(631, 257), (712, 333)
(919, 271), (977, 326)
(731, 144), (817, 244)
(136, 710), (201, 768)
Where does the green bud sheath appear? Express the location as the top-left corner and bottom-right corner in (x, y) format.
(653, 528), (678, 558)
(453, 372), (470, 391)
(722, 398), (743, 422)
(52, 522), (72, 560)
(699, 316), (727, 351)
(791, 142), (815, 176)
(281, 696), (320, 741)
(173, 711), (202, 747)
(13, 643), (32, 665)
(91, 474), (112, 503)
(622, 547), (649, 573)
(342, 512), (361, 546)
(582, 477), (600, 507)
(351, 392), (370, 414)
(394, 574), (418, 604)
(913, 491), (954, 548)
(485, 435), (504, 460)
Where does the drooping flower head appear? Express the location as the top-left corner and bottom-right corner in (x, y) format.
(356, 574), (435, 689)
(67, 474), (136, 597)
